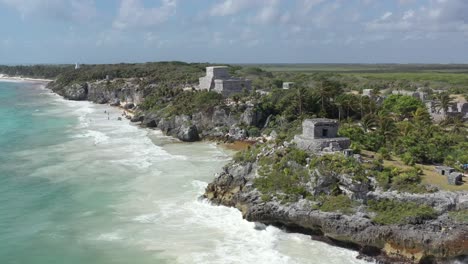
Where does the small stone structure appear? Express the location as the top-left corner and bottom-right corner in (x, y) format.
(197, 66), (251, 97)
(75, 63), (80, 70)
(435, 166), (455, 176)
(294, 118), (351, 153)
(283, 82), (295, 90)
(362, 89), (374, 97)
(391, 90), (428, 101)
(447, 172), (463, 185)
(456, 102), (468, 114)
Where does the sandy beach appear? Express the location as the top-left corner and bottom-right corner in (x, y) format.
(0, 74), (53, 83)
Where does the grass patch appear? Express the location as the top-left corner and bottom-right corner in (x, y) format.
(254, 146), (312, 203)
(368, 199), (437, 225)
(317, 195), (356, 215)
(448, 210), (468, 224)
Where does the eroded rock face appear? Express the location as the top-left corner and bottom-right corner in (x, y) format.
(62, 83), (88, 100)
(204, 161), (468, 263)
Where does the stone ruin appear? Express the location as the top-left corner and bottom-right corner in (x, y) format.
(362, 89), (375, 97)
(448, 172), (463, 186)
(197, 66), (252, 97)
(435, 166), (455, 176)
(392, 90), (428, 101)
(294, 118), (351, 153)
(435, 166), (464, 185)
(282, 82), (295, 90)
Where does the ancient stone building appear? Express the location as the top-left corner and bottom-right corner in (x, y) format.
(197, 66), (251, 97)
(457, 102), (468, 114)
(282, 82), (295, 90)
(391, 90), (428, 100)
(362, 89), (374, 97)
(435, 166), (455, 176)
(294, 119), (351, 153)
(447, 172), (463, 185)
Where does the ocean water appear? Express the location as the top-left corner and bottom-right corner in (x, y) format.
(0, 80), (368, 264)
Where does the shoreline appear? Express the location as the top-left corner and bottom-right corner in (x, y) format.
(0, 75), (53, 83)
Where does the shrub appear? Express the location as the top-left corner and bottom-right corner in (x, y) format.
(319, 195), (356, 215)
(448, 210), (468, 224)
(378, 147), (391, 160)
(247, 127), (261, 137)
(401, 152), (415, 166)
(233, 145), (261, 163)
(376, 167), (426, 193)
(254, 146), (312, 203)
(368, 199), (437, 225)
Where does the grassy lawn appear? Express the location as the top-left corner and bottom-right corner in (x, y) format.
(361, 150), (468, 192)
(344, 72), (468, 86)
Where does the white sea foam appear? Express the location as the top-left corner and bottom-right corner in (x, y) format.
(96, 232), (123, 242)
(19, 87), (368, 263)
(73, 130), (110, 145)
(132, 213), (161, 224)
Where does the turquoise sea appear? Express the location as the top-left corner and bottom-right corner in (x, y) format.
(0, 80), (367, 264)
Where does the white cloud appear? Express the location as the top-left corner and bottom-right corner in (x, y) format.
(0, 0), (96, 22)
(251, 0), (280, 24)
(209, 0), (252, 16)
(366, 0), (468, 35)
(381, 12), (393, 20)
(113, 0), (177, 30)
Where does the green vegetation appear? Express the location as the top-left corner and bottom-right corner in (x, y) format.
(0, 64), (72, 78)
(253, 146), (312, 203)
(368, 199), (437, 225)
(233, 144), (262, 163)
(317, 195), (356, 215)
(448, 210), (468, 224)
(310, 154), (369, 183)
(376, 167), (428, 193)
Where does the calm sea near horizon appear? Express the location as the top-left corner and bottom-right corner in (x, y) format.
(0, 80), (368, 264)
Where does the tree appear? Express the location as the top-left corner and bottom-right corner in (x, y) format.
(382, 95), (425, 120)
(313, 76), (343, 116)
(376, 111), (398, 145)
(433, 92), (454, 117)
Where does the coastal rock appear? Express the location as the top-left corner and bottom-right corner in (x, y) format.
(228, 126), (247, 140)
(63, 83), (88, 100)
(240, 107), (262, 126)
(130, 115), (144, 123)
(204, 160), (468, 263)
(110, 99), (120, 106)
(177, 124), (199, 142)
(124, 103), (135, 110)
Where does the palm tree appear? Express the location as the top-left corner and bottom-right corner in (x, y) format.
(360, 114), (377, 133)
(412, 107), (431, 124)
(314, 76), (342, 116)
(434, 92), (454, 117)
(376, 111), (398, 144)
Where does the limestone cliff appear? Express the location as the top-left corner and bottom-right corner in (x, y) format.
(204, 148), (468, 264)
(47, 79), (264, 142)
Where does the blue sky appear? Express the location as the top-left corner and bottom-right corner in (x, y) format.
(1, 0), (467, 64)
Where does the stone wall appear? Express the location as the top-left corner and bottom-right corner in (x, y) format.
(294, 135), (351, 152)
(303, 119), (339, 139)
(213, 79), (252, 97)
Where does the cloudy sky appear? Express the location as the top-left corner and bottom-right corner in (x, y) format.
(0, 0), (467, 64)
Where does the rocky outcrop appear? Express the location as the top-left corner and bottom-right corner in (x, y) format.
(49, 79), (267, 142)
(48, 79), (146, 105)
(204, 160), (468, 264)
(140, 106), (265, 142)
(61, 83), (88, 100)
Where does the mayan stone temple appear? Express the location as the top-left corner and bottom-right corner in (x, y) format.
(197, 66), (252, 97)
(294, 118), (351, 153)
